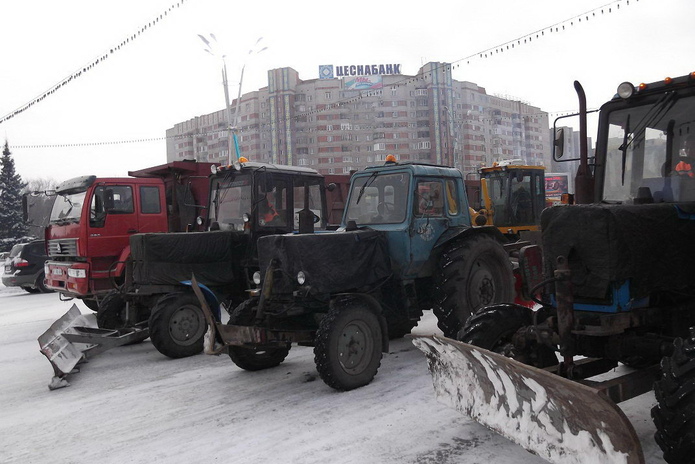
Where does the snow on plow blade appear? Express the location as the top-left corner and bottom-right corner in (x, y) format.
(38, 304), (149, 390)
(411, 335), (644, 464)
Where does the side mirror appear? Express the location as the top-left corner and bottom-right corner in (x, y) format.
(554, 128), (565, 159)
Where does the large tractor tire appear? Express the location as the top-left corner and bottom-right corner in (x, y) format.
(97, 291), (128, 329)
(149, 292), (207, 359)
(458, 304), (557, 368)
(382, 306), (422, 340)
(651, 337), (695, 464)
(314, 303), (383, 391)
(433, 234), (514, 338)
(228, 299), (290, 371)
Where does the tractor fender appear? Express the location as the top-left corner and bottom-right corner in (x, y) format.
(178, 280), (222, 322)
(434, 224), (507, 250)
(111, 246), (132, 280)
(330, 293), (389, 353)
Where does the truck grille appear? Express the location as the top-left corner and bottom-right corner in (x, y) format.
(48, 239), (78, 257)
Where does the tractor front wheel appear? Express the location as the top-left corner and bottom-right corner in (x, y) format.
(433, 234), (514, 338)
(314, 304), (383, 391)
(149, 292), (206, 359)
(458, 304), (557, 368)
(227, 299), (290, 371)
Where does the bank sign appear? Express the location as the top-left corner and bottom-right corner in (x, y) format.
(319, 63), (402, 80)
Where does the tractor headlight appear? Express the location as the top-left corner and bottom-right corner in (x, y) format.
(297, 271), (307, 285)
(617, 81), (634, 99)
(253, 271), (262, 285)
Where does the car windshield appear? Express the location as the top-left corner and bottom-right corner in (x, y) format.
(209, 174), (252, 231)
(50, 191), (86, 224)
(602, 93), (695, 203)
(344, 172), (410, 225)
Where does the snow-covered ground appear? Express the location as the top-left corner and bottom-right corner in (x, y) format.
(0, 283), (666, 464)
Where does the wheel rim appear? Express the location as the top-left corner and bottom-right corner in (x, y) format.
(169, 305), (205, 345)
(337, 319), (374, 374)
(469, 257), (497, 307)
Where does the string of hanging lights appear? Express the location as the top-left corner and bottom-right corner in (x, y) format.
(0, 0), (189, 126)
(8, 0), (635, 149)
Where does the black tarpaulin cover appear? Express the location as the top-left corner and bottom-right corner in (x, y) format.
(130, 230), (245, 286)
(257, 229), (392, 294)
(541, 203), (695, 300)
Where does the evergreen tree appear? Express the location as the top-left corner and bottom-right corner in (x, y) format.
(0, 141), (29, 250)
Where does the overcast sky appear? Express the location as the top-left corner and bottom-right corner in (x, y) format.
(1, 0), (692, 183)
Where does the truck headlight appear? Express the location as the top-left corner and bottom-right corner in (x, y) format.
(253, 271), (262, 285)
(68, 269), (87, 279)
(297, 271), (307, 285)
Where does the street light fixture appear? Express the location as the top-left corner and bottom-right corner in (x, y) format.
(198, 34), (267, 164)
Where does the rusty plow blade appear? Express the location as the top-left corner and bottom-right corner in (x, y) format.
(411, 335), (644, 464)
(38, 304), (149, 390)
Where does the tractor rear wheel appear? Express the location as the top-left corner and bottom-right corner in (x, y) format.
(652, 337), (695, 464)
(458, 304), (557, 368)
(227, 299), (290, 371)
(433, 234), (514, 338)
(149, 292), (206, 359)
(314, 303), (383, 391)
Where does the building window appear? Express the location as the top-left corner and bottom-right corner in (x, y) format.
(325, 92), (332, 100)
(374, 143), (386, 151)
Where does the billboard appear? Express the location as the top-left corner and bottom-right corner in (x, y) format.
(344, 75), (383, 91)
(545, 173), (570, 200)
(319, 63), (402, 80)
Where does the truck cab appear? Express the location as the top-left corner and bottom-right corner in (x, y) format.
(42, 161), (212, 309)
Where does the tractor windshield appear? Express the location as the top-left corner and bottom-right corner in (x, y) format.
(602, 93), (695, 203)
(209, 174), (253, 231)
(345, 172), (410, 225)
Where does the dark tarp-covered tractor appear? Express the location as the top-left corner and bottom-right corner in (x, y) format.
(413, 73), (695, 464)
(198, 160), (518, 391)
(39, 161), (350, 388)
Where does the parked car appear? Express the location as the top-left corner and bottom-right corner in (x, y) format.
(2, 240), (52, 293)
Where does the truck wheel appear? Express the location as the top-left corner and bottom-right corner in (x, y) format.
(97, 291), (128, 329)
(149, 292), (206, 359)
(651, 337), (695, 464)
(314, 304), (383, 391)
(458, 304), (557, 368)
(433, 234), (514, 338)
(227, 299), (290, 371)
(82, 298), (99, 312)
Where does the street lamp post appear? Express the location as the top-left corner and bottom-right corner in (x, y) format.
(199, 34), (267, 164)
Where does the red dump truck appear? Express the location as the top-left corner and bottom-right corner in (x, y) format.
(41, 160), (213, 310)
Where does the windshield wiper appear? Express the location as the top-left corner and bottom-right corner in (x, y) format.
(356, 171), (379, 205)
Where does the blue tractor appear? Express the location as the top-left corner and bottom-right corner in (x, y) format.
(199, 160), (516, 391)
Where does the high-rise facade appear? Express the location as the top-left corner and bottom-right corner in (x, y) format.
(166, 62), (549, 176)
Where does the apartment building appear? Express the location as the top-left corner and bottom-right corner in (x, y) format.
(166, 62), (549, 177)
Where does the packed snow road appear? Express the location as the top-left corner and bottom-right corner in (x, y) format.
(0, 285), (666, 464)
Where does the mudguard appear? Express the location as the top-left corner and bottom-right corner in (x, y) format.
(411, 335), (644, 464)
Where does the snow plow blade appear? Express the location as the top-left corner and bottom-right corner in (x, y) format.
(411, 335), (644, 464)
(38, 304), (149, 390)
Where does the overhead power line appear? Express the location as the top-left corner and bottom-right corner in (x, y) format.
(8, 0), (638, 150)
(0, 0), (190, 126)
